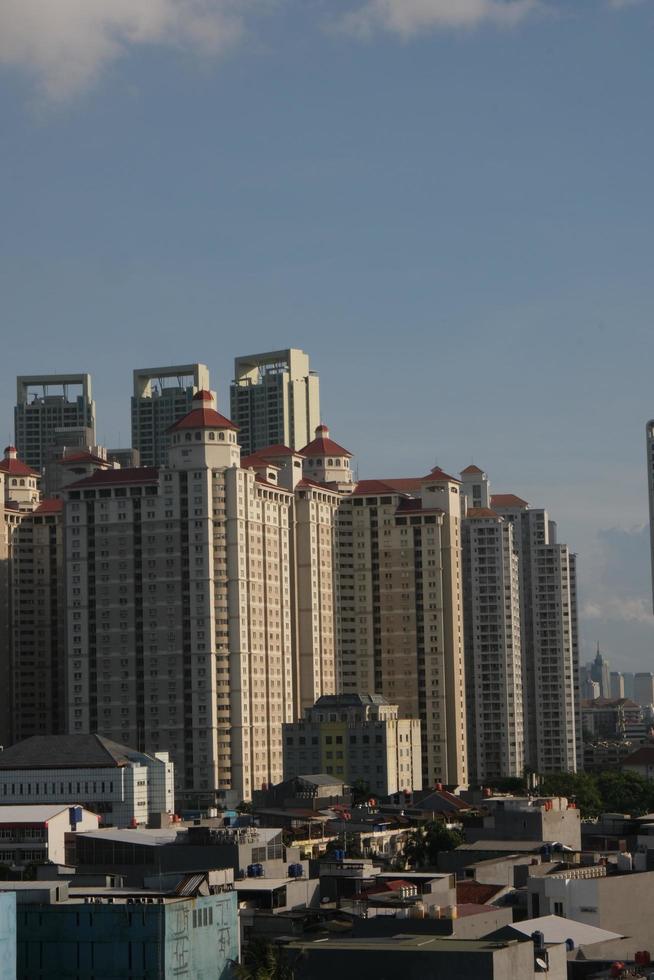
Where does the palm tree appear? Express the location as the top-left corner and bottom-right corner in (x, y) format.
(230, 938), (296, 980)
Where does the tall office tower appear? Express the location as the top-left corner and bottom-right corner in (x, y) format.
(590, 647), (611, 698)
(337, 467), (467, 788)
(462, 506), (524, 782)
(63, 391), (295, 805)
(634, 672), (654, 708)
(15, 374), (95, 473)
(132, 364), (211, 467)
(10, 499), (66, 743)
(491, 493), (579, 773)
(610, 672), (625, 700)
(230, 349), (320, 457)
(623, 672), (635, 700)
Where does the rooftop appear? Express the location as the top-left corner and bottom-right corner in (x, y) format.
(502, 914), (623, 945)
(490, 493), (529, 509)
(65, 467), (159, 489)
(313, 694), (390, 708)
(0, 734), (163, 771)
(0, 804), (90, 824)
(300, 425), (352, 460)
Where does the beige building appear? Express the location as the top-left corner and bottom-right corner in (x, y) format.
(491, 493), (579, 774)
(283, 694), (422, 797)
(63, 391), (328, 805)
(336, 468), (467, 789)
(461, 493), (524, 782)
(230, 349), (320, 456)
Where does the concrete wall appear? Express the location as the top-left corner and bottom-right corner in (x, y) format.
(0, 892), (16, 980)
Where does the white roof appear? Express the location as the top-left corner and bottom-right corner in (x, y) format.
(76, 828), (178, 846)
(0, 804), (78, 823)
(235, 878), (295, 892)
(510, 915), (624, 945)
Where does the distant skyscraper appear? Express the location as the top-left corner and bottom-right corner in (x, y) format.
(132, 364), (211, 467)
(15, 374), (95, 472)
(591, 647), (611, 699)
(647, 420), (654, 612)
(610, 671), (625, 700)
(634, 672), (654, 708)
(623, 672), (635, 700)
(230, 349), (320, 457)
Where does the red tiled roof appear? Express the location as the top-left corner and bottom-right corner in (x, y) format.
(34, 499), (64, 514)
(461, 465), (484, 475)
(466, 507), (500, 519)
(300, 425), (352, 459)
(65, 467), (159, 489)
(421, 467), (461, 484)
(194, 389), (214, 402)
(0, 457), (39, 477)
(240, 453), (281, 470)
(169, 406), (238, 433)
(491, 493), (529, 509)
(352, 478), (424, 496)
(254, 474), (293, 494)
(258, 444), (305, 458)
(456, 882), (503, 905)
(296, 478), (340, 494)
(456, 903), (499, 918)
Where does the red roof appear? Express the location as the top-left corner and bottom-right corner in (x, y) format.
(300, 425), (352, 459)
(296, 478), (340, 494)
(57, 452), (107, 465)
(456, 882), (503, 905)
(240, 453), (281, 470)
(169, 406), (238, 433)
(461, 465), (484, 475)
(421, 466), (461, 484)
(352, 478), (424, 496)
(466, 507), (500, 519)
(65, 467), (159, 489)
(34, 499), (64, 515)
(0, 457), (39, 477)
(257, 444), (305, 458)
(193, 389), (214, 403)
(491, 493), (529, 509)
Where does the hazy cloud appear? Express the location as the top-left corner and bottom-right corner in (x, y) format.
(338, 0), (539, 39)
(582, 596), (654, 625)
(0, 0), (262, 101)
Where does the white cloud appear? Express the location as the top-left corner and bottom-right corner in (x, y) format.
(0, 0), (262, 101)
(338, 0), (539, 39)
(582, 596), (654, 626)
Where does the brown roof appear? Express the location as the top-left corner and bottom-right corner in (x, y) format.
(456, 882), (504, 905)
(466, 507), (500, 519)
(491, 493), (529, 509)
(421, 466), (461, 484)
(300, 424), (352, 459)
(0, 457), (39, 477)
(34, 499), (64, 514)
(352, 478), (423, 496)
(169, 406), (238, 433)
(622, 746), (654, 766)
(461, 465), (484, 475)
(65, 467), (159, 489)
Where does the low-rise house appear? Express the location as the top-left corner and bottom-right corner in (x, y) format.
(0, 804), (99, 868)
(466, 796), (581, 851)
(0, 735), (174, 828)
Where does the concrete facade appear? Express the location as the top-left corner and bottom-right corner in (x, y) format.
(0, 804), (99, 867)
(0, 892), (16, 980)
(230, 349), (320, 457)
(15, 374), (95, 473)
(283, 694), (422, 796)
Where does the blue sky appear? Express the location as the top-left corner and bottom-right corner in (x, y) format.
(1, 0), (653, 669)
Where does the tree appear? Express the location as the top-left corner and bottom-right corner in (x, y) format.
(403, 822), (463, 868)
(231, 939), (297, 980)
(538, 772), (603, 818)
(595, 771), (654, 817)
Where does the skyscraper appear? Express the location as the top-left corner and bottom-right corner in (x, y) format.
(131, 364), (211, 467)
(336, 466), (468, 788)
(610, 671), (625, 700)
(647, 420), (654, 613)
(15, 374), (95, 473)
(230, 349), (320, 457)
(590, 647), (611, 698)
(634, 673), (654, 708)
(490, 491), (579, 774)
(462, 502), (524, 782)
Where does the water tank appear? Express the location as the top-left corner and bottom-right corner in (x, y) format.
(429, 905), (441, 919)
(617, 852), (633, 872)
(409, 902), (425, 919)
(634, 850), (648, 872)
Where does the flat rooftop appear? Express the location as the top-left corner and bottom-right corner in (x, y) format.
(284, 936), (528, 953)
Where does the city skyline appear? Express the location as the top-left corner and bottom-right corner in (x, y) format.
(2, 1), (654, 669)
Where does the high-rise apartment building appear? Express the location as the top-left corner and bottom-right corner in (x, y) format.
(15, 374), (95, 473)
(283, 694), (422, 797)
(462, 504), (524, 782)
(490, 491), (579, 774)
(336, 468), (467, 788)
(62, 393), (342, 805)
(610, 671), (625, 700)
(132, 364), (211, 467)
(10, 499), (66, 743)
(230, 349), (320, 456)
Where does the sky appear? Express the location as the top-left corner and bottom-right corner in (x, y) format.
(1, 0), (653, 670)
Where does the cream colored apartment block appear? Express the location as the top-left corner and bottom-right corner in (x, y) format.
(63, 391), (295, 804)
(462, 505), (524, 781)
(337, 468), (467, 788)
